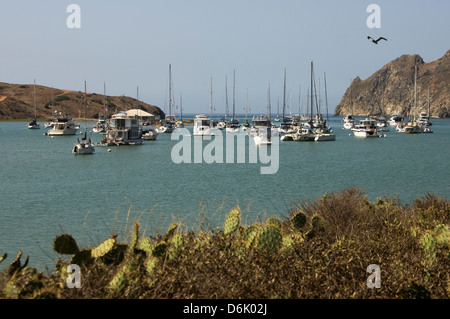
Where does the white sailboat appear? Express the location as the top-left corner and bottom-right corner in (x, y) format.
(226, 70), (241, 133)
(93, 83), (109, 133)
(314, 72), (335, 141)
(27, 79), (40, 129)
(403, 65), (422, 134)
(278, 68), (298, 135)
(72, 81), (95, 155)
(343, 80), (355, 130)
(193, 77), (217, 136)
(252, 84), (273, 145)
(157, 64), (176, 133)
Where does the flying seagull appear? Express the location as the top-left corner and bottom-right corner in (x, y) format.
(367, 36), (388, 44)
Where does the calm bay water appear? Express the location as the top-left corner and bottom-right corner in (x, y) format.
(1, 116), (449, 271)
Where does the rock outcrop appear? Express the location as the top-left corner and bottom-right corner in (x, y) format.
(0, 82), (164, 120)
(334, 49), (450, 118)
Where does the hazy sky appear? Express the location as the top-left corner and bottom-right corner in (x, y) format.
(0, 0), (448, 115)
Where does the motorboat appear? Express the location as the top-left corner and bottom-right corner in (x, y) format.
(253, 127), (272, 145)
(142, 127), (159, 140)
(47, 113), (79, 136)
(389, 114), (404, 127)
(193, 114), (215, 136)
(351, 118), (380, 138)
(343, 114), (355, 130)
(418, 112), (432, 127)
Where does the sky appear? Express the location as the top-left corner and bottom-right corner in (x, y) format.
(0, 0), (449, 116)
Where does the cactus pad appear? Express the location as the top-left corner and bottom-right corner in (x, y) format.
(53, 234), (79, 255)
(91, 238), (116, 258)
(257, 226), (282, 253)
(292, 211), (307, 230)
(224, 208), (241, 236)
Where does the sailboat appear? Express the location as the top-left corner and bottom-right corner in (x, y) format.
(27, 79), (40, 129)
(314, 72), (336, 141)
(376, 87), (389, 131)
(157, 64), (176, 133)
(252, 83), (273, 145)
(343, 79), (355, 130)
(176, 91), (184, 128)
(193, 77), (217, 136)
(72, 81), (95, 155)
(226, 70), (241, 133)
(242, 88), (250, 130)
(278, 68), (298, 135)
(93, 82), (109, 133)
(217, 76), (228, 130)
(419, 84), (433, 132)
(403, 65), (422, 134)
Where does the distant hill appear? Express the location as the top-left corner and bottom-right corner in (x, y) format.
(0, 82), (165, 120)
(334, 49), (450, 118)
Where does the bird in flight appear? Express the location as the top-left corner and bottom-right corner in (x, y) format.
(367, 36), (388, 44)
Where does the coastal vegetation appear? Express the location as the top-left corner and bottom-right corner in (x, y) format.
(0, 188), (448, 299)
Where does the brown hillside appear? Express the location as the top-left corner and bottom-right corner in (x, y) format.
(0, 82), (165, 120)
(334, 49), (450, 118)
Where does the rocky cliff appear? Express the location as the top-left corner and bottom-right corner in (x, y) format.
(334, 49), (450, 118)
(0, 82), (165, 120)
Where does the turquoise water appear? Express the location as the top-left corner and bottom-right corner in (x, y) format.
(1, 117), (449, 271)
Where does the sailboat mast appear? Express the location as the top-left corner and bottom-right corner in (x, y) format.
(180, 91), (183, 121)
(33, 79), (37, 121)
(310, 62), (314, 122)
(245, 88), (248, 121)
(283, 68), (286, 120)
(103, 82), (107, 117)
(414, 64), (417, 122)
(298, 85), (301, 117)
(233, 69), (236, 120)
(324, 73), (329, 123)
(225, 76), (229, 119)
(427, 84), (430, 116)
(210, 77), (213, 128)
(267, 83), (271, 118)
(84, 80), (87, 139)
(169, 64), (172, 118)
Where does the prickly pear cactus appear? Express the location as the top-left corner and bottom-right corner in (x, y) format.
(53, 234), (79, 255)
(224, 208), (241, 236)
(109, 269), (128, 295)
(163, 223), (179, 241)
(70, 249), (94, 267)
(266, 217), (281, 229)
(91, 238), (116, 258)
(168, 233), (184, 260)
(243, 224), (262, 249)
(152, 242), (167, 258)
(311, 215), (324, 232)
(129, 222), (140, 253)
(292, 211), (307, 231)
(137, 237), (153, 254)
(434, 224), (450, 248)
(422, 232), (436, 267)
(257, 226), (282, 253)
(0, 252), (6, 264)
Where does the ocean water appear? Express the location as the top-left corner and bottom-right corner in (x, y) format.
(0, 116), (449, 271)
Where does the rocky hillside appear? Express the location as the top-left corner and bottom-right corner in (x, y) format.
(334, 49), (450, 118)
(0, 82), (165, 120)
